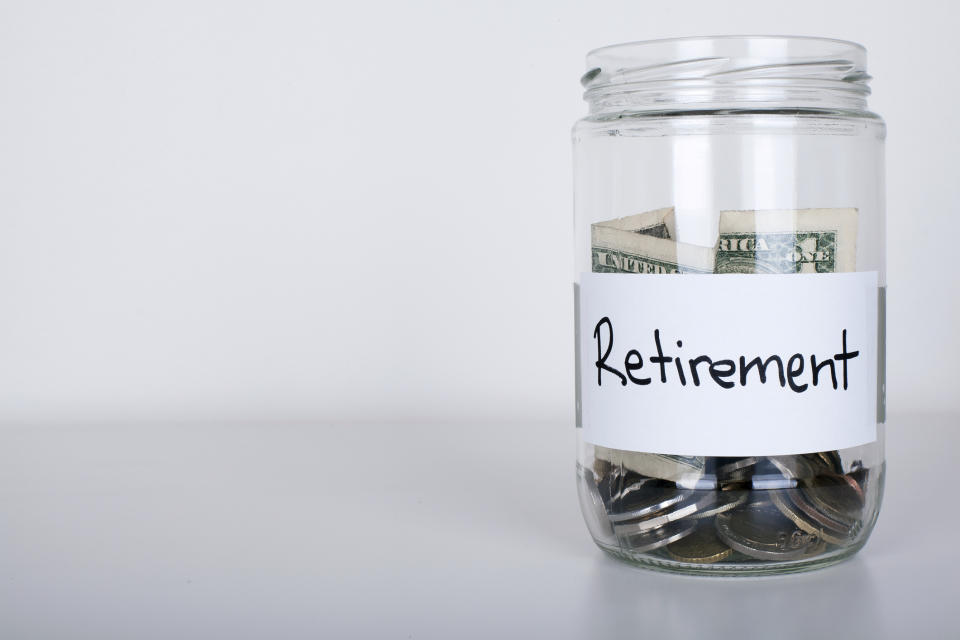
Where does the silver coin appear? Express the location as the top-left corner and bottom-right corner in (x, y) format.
(608, 483), (691, 523)
(785, 487), (855, 533)
(610, 476), (660, 505)
(717, 457), (758, 477)
(803, 473), (865, 526)
(613, 491), (718, 534)
(616, 518), (697, 554)
(690, 489), (748, 520)
(715, 502), (826, 561)
(767, 455), (817, 481)
(768, 489), (852, 546)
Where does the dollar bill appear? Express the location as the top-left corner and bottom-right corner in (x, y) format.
(716, 208), (858, 274)
(592, 206), (676, 240)
(591, 224), (715, 274)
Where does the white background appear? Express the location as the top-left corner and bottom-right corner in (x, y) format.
(0, 0), (957, 425)
(1, 2), (959, 638)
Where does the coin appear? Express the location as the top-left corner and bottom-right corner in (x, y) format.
(850, 465), (870, 499)
(767, 455), (817, 481)
(593, 447), (705, 484)
(608, 481), (691, 523)
(721, 468), (753, 485)
(597, 466), (648, 505)
(667, 522), (733, 564)
(814, 450), (844, 475)
(616, 518), (697, 554)
(769, 489), (850, 546)
(715, 502), (826, 561)
(804, 473), (864, 524)
(717, 457), (758, 478)
(784, 487), (854, 533)
(715, 457), (757, 486)
(850, 461), (869, 482)
(802, 452), (839, 476)
(717, 480), (752, 493)
(591, 450), (873, 566)
(613, 491), (717, 534)
(839, 473), (866, 504)
(690, 488), (748, 520)
(611, 475), (660, 500)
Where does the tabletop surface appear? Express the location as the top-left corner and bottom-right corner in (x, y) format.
(0, 412), (955, 639)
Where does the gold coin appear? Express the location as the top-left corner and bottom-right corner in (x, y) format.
(667, 522), (733, 564)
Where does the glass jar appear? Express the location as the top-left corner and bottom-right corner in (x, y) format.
(573, 36), (886, 575)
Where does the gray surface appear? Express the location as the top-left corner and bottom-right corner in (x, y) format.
(0, 412), (956, 638)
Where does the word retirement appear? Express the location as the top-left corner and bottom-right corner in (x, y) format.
(593, 317), (859, 394)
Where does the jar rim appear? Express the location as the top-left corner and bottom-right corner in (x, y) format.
(586, 35), (865, 64)
(582, 36), (871, 113)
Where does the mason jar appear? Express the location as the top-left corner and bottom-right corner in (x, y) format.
(573, 36), (886, 575)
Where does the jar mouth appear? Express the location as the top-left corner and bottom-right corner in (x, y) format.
(583, 36), (871, 114)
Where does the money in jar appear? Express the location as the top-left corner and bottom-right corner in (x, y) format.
(573, 36), (886, 575)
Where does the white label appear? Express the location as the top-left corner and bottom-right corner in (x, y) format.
(577, 272), (878, 456)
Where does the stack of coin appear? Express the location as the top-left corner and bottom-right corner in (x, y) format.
(587, 448), (871, 564)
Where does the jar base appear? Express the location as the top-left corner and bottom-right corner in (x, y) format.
(593, 538), (866, 577)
